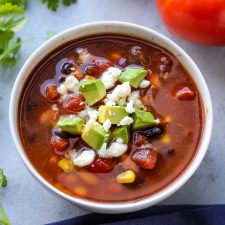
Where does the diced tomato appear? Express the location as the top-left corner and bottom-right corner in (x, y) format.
(45, 84), (60, 102)
(133, 132), (149, 147)
(85, 65), (100, 77)
(63, 94), (85, 112)
(51, 135), (70, 152)
(173, 85), (196, 100)
(85, 57), (111, 77)
(86, 156), (115, 173)
(131, 148), (158, 170)
(94, 60), (111, 74)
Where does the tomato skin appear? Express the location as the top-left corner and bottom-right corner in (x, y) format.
(85, 156), (115, 173)
(157, 0), (225, 45)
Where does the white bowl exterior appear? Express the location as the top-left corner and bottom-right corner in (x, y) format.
(9, 21), (213, 213)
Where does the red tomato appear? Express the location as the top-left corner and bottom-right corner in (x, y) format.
(63, 94), (85, 112)
(131, 148), (158, 170)
(51, 135), (70, 152)
(86, 156), (115, 173)
(45, 84), (60, 102)
(157, 0), (225, 45)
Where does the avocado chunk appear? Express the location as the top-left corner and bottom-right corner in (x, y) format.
(79, 79), (106, 106)
(57, 116), (85, 135)
(119, 68), (147, 88)
(133, 109), (156, 130)
(81, 122), (109, 150)
(98, 105), (128, 124)
(111, 126), (129, 144)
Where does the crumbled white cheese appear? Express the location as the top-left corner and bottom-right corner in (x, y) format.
(86, 109), (98, 125)
(117, 98), (127, 106)
(98, 141), (128, 158)
(140, 143), (152, 149)
(155, 118), (160, 124)
(116, 138), (123, 144)
(103, 119), (111, 132)
(114, 82), (131, 98)
(72, 150), (95, 167)
(125, 100), (135, 114)
(57, 84), (67, 96)
(64, 76), (79, 92)
(57, 76), (80, 101)
(51, 104), (59, 112)
(128, 91), (144, 109)
(76, 47), (91, 63)
(119, 116), (134, 126)
(104, 99), (116, 106)
(139, 80), (150, 88)
(104, 82), (131, 106)
(101, 67), (121, 90)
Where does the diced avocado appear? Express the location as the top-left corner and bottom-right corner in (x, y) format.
(133, 109), (156, 130)
(57, 116), (85, 135)
(98, 105), (128, 125)
(119, 68), (147, 88)
(79, 79), (106, 106)
(111, 126), (129, 144)
(81, 122), (109, 150)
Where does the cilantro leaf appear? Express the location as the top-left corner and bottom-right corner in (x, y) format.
(0, 37), (21, 68)
(41, 0), (76, 11)
(0, 3), (27, 32)
(41, 0), (59, 11)
(62, 0), (76, 6)
(0, 0), (27, 9)
(0, 169), (7, 188)
(0, 204), (10, 225)
(0, 3), (26, 68)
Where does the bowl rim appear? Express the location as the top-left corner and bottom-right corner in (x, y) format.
(9, 21), (213, 213)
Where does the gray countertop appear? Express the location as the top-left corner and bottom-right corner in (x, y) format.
(0, 1), (225, 224)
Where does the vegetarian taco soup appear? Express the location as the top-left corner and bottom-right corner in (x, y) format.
(19, 36), (203, 202)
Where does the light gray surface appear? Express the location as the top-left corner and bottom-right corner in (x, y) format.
(0, 0), (224, 224)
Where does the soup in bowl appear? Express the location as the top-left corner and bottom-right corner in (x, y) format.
(9, 22), (212, 213)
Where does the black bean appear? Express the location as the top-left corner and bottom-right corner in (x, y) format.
(53, 127), (74, 139)
(142, 127), (163, 138)
(59, 75), (66, 83)
(61, 62), (74, 75)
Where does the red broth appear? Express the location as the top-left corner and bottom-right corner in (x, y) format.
(18, 36), (204, 202)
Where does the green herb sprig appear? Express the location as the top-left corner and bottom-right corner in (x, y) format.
(0, 2), (26, 68)
(41, 0), (77, 11)
(0, 169), (10, 225)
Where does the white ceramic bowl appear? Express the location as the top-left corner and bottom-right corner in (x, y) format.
(9, 21), (213, 213)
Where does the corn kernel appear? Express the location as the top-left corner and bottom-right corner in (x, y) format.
(73, 186), (87, 197)
(111, 52), (121, 60)
(150, 73), (160, 89)
(58, 159), (74, 172)
(49, 155), (58, 164)
(116, 170), (136, 184)
(85, 75), (95, 80)
(164, 116), (171, 124)
(161, 133), (171, 144)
